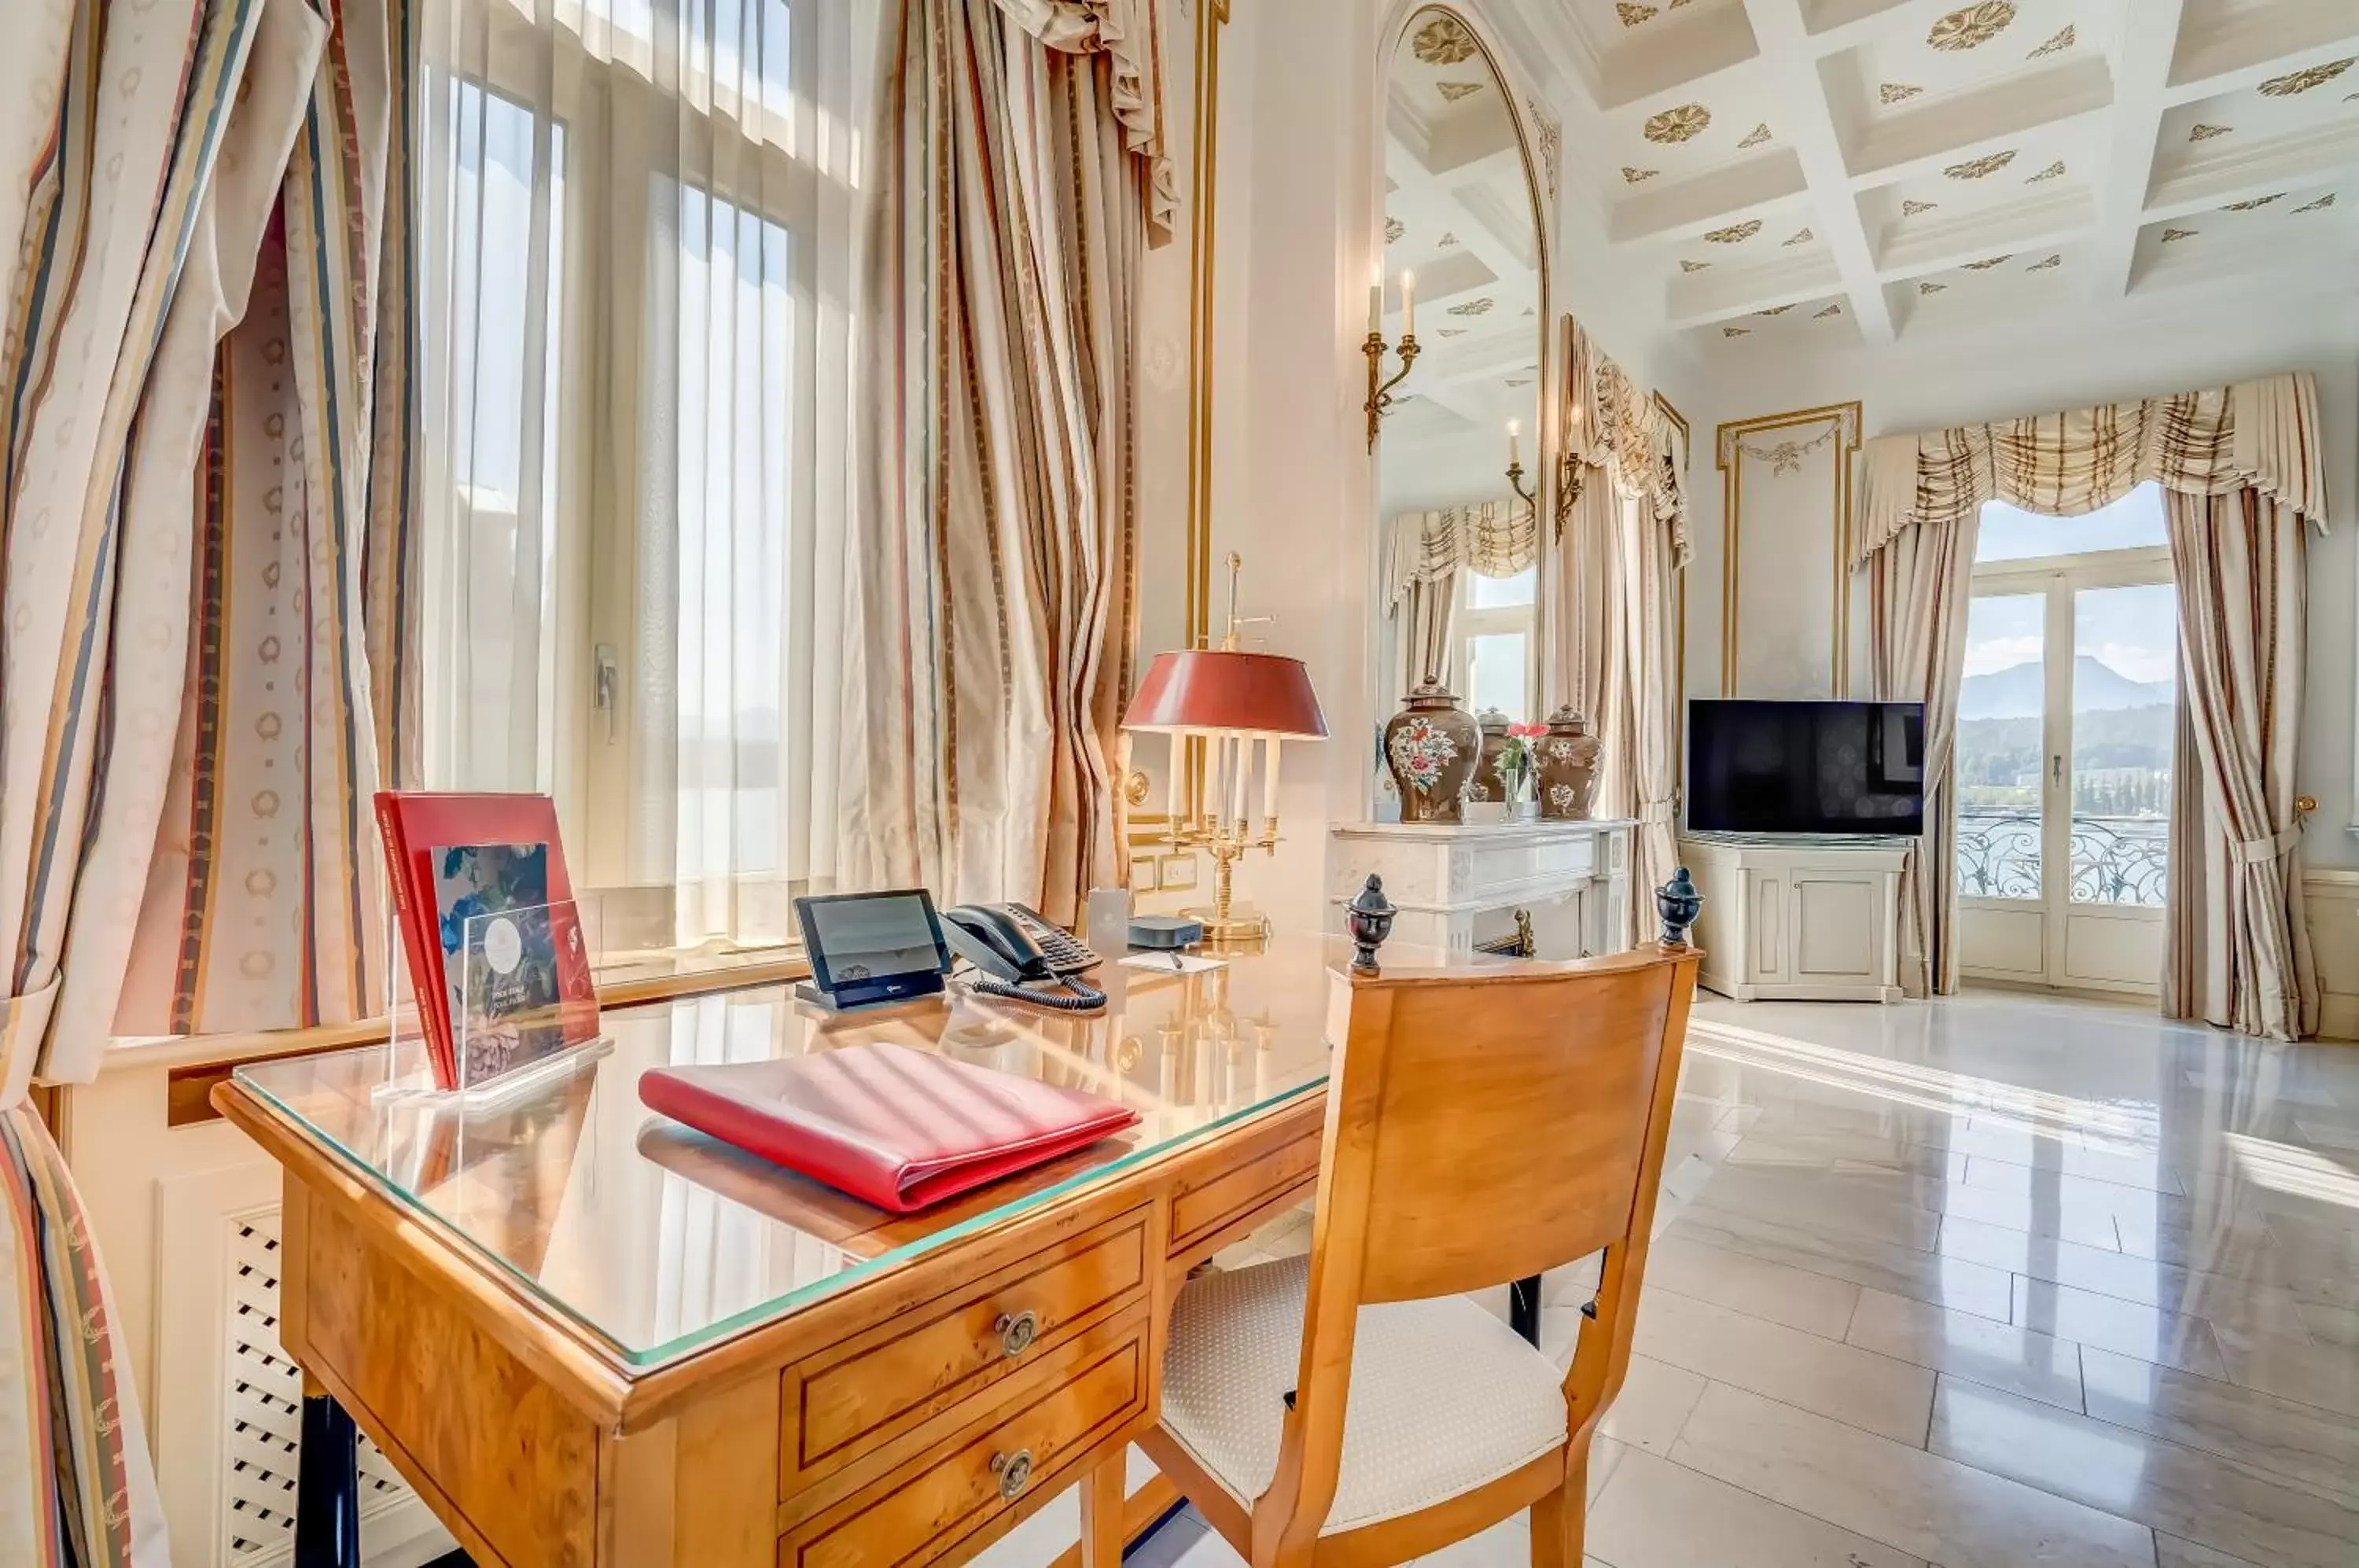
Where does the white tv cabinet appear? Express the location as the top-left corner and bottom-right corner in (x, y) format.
(1678, 832), (1911, 1003)
(1327, 818), (1636, 959)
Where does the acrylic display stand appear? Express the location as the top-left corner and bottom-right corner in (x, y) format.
(374, 899), (612, 1111)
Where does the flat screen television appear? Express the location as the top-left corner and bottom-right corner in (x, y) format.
(1686, 699), (1926, 836)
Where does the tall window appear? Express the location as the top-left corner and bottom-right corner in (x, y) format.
(1458, 565), (1538, 721)
(416, 0), (875, 947)
(1956, 484), (2176, 923)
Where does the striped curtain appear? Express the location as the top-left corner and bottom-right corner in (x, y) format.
(840, 0), (1170, 926)
(1, 0), (408, 1554)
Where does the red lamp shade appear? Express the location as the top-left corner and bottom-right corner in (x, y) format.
(1121, 650), (1328, 739)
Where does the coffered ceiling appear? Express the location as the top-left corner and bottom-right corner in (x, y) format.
(1502, 0), (2359, 351)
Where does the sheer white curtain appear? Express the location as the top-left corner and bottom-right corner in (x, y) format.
(415, 0), (876, 946)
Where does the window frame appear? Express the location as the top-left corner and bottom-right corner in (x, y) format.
(1453, 565), (1540, 723)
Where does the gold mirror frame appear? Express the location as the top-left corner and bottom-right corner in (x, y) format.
(1371, 2), (1555, 696)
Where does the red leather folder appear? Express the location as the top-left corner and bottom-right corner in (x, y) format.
(637, 1043), (1142, 1214)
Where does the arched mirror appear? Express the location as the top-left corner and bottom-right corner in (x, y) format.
(1375, 6), (1549, 755)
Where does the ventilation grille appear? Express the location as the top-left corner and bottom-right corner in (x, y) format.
(223, 1213), (412, 1565)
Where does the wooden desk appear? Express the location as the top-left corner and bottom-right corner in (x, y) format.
(214, 937), (1365, 1568)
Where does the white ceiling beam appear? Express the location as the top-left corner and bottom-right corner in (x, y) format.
(2085, 0), (2188, 307)
(1737, 0), (1894, 343)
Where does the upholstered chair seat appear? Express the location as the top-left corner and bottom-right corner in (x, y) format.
(1161, 1255), (1570, 1536)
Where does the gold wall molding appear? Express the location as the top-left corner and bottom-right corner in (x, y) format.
(1184, 0), (1233, 650)
(1714, 401), (1863, 699)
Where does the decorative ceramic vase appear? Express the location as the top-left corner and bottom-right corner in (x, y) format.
(1467, 709), (1513, 804)
(1535, 704), (1601, 820)
(1382, 683), (1481, 824)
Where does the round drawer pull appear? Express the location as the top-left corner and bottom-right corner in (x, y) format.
(989, 1448), (1034, 1500)
(995, 1310), (1040, 1358)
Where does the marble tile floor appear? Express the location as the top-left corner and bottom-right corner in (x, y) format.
(974, 988), (2359, 1568)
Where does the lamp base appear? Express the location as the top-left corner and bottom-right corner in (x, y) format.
(1180, 901), (1271, 950)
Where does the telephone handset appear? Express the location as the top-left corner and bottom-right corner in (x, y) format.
(940, 903), (1106, 1012)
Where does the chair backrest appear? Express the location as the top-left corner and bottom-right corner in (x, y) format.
(1318, 944), (1697, 1304)
(1249, 944), (1698, 1555)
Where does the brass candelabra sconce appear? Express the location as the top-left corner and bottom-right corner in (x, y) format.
(1555, 450), (1584, 536)
(1506, 419), (1534, 508)
(1364, 270), (1418, 452)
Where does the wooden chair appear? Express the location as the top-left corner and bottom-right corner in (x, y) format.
(1121, 942), (1700, 1568)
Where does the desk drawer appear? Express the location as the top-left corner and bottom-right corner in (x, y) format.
(1167, 1105), (1322, 1264)
(781, 1204), (1149, 1490)
(778, 1309), (1150, 1568)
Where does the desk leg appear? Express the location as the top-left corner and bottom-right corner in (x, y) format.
(1509, 1274), (1542, 1347)
(295, 1380), (361, 1568)
(1079, 1456), (1125, 1568)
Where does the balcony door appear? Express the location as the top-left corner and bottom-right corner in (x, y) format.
(1954, 488), (2177, 994)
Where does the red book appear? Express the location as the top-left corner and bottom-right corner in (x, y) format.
(374, 792), (599, 1090)
(638, 1043), (1142, 1214)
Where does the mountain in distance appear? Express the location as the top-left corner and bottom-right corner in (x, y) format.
(1959, 657), (2171, 721)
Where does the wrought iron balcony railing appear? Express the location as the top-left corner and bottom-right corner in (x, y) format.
(1956, 810), (2169, 907)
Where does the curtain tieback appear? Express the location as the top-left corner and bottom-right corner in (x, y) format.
(0, 976), (61, 1112)
(2229, 824), (2302, 865)
(1639, 803), (1678, 825)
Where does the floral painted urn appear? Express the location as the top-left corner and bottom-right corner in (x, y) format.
(1382, 683), (1481, 824)
(1535, 703), (1601, 820)
(1467, 708), (1513, 804)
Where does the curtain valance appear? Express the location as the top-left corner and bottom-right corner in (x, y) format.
(1384, 499), (1537, 604)
(992, 0), (1175, 241)
(1560, 318), (1690, 563)
(1855, 372), (2328, 568)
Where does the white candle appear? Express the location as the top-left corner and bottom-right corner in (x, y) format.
(1261, 736), (1280, 826)
(1230, 732), (1249, 826)
(1507, 419), (1521, 466)
(1400, 271), (1415, 338)
(1165, 733), (1181, 827)
(1367, 283), (1382, 335)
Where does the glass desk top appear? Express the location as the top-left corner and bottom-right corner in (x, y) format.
(232, 933), (1374, 1369)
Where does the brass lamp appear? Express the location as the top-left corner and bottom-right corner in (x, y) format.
(1123, 555), (1328, 947)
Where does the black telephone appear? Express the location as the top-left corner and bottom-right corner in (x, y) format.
(939, 903), (1106, 1012)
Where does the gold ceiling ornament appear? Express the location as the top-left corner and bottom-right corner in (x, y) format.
(1738, 123), (1772, 149)
(2025, 160), (2066, 182)
(1928, 2), (2016, 53)
(2026, 253), (2062, 270)
(2221, 193), (2282, 211)
(2026, 25), (2074, 60)
(1963, 254), (2012, 269)
(2293, 193), (2337, 212)
(1438, 232), (1460, 247)
(1617, 1), (1658, 24)
(1622, 166), (1660, 183)
(1722, 326), (1751, 337)
(1943, 149), (2017, 179)
(1757, 304), (1795, 316)
(2258, 57), (2353, 97)
(1703, 219), (1763, 243)
(1435, 327), (1467, 337)
(1385, 215), (1405, 243)
(1526, 97), (1563, 199)
(1410, 15), (1478, 64)
(1901, 198), (1939, 215)
(1680, 259), (1711, 271)
(1781, 227), (1814, 245)
(1813, 304), (1842, 318)
(2188, 123), (2232, 142)
(1436, 80), (1485, 103)
(1643, 103), (1713, 144)
(1919, 281), (1948, 294)
(2159, 227), (2198, 243)
(1879, 83), (1925, 105)
(1446, 297), (1496, 316)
